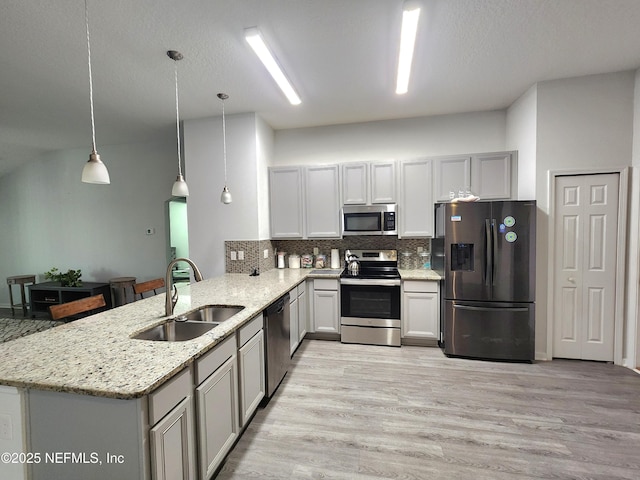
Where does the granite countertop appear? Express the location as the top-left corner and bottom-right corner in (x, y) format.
(0, 267), (435, 400)
(0, 269), (312, 400)
(399, 269), (442, 281)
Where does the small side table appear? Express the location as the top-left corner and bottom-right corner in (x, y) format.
(7, 275), (36, 316)
(109, 277), (136, 308)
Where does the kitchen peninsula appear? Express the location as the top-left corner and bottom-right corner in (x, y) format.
(0, 269), (313, 480)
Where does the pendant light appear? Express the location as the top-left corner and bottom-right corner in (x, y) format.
(218, 93), (232, 204)
(168, 50), (189, 197)
(81, 0), (110, 184)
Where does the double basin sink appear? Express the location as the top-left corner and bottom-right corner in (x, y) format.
(132, 305), (245, 342)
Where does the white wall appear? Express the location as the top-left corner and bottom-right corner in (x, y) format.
(535, 71), (635, 361)
(273, 110), (508, 166)
(0, 136), (176, 307)
(506, 84), (537, 200)
(256, 115), (274, 240)
(184, 113), (273, 279)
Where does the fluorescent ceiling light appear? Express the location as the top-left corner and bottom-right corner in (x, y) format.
(245, 27), (301, 105)
(395, 4), (421, 95)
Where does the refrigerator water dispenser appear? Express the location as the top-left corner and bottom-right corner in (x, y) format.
(451, 243), (474, 271)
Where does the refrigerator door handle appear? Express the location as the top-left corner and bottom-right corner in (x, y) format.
(453, 304), (530, 312)
(491, 219), (498, 286)
(484, 219), (492, 286)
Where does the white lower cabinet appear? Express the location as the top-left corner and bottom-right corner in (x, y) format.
(149, 367), (196, 480)
(402, 280), (440, 345)
(290, 287), (300, 355)
(195, 335), (239, 479)
(238, 314), (265, 428)
(290, 282), (309, 355)
(311, 279), (340, 334)
(298, 281), (308, 342)
(150, 396), (196, 480)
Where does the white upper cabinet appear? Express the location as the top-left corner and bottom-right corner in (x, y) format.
(341, 163), (368, 204)
(305, 164), (341, 238)
(269, 167), (304, 238)
(471, 152), (513, 200)
(341, 161), (396, 205)
(433, 156), (471, 202)
(398, 158), (433, 237)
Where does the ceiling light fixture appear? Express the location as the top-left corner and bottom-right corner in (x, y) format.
(81, 0), (110, 184)
(218, 93), (232, 204)
(168, 50), (189, 197)
(244, 27), (301, 105)
(395, 2), (421, 95)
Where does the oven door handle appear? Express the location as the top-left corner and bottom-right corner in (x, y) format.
(340, 279), (401, 286)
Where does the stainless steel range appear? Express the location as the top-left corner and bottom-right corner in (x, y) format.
(340, 249), (401, 347)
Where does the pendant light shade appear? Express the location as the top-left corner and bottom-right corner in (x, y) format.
(218, 93), (232, 204)
(82, 151), (110, 184)
(81, 0), (110, 184)
(168, 50), (188, 197)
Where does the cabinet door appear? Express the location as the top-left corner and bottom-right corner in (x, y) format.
(290, 296), (299, 355)
(398, 159), (433, 237)
(298, 287), (308, 342)
(196, 355), (239, 479)
(150, 396), (196, 480)
(238, 330), (265, 428)
(471, 153), (512, 199)
(305, 165), (341, 238)
(402, 291), (439, 340)
(433, 156), (471, 202)
(341, 163), (368, 204)
(313, 289), (339, 334)
(269, 167), (304, 238)
(370, 161), (396, 203)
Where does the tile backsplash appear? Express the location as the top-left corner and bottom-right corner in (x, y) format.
(225, 237), (431, 273)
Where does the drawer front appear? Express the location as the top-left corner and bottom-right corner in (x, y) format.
(288, 285), (299, 301)
(238, 313), (263, 347)
(196, 335), (236, 385)
(297, 281), (306, 296)
(403, 280), (438, 293)
(314, 278), (338, 291)
(149, 366), (192, 425)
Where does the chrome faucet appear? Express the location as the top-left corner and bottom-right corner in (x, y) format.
(165, 257), (204, 317)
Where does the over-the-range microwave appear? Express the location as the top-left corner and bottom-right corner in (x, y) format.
(341, 204), (397, 236)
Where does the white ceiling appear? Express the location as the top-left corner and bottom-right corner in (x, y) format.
(2, 0), (640, 177)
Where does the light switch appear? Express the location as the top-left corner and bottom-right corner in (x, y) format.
(238, 251), (244, 260)
(264, 249), (269, 259)
(230, 251), (237, 261)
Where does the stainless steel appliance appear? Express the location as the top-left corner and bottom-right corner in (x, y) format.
(340, 250), (401, 347)
(342, 204), (397, 236)
(263, 293), (291, 397)
(433, 201), (536, 361)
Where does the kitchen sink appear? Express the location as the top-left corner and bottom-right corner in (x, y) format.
(174, 305), (245, 323)
(131, 320), (217, 342)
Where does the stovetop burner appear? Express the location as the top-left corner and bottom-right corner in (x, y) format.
(341, 249), (400, 280)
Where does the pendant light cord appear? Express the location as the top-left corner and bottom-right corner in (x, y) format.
(85, 0), (97, 154)
(221, 98), (227, 185)
(174, 62), (183, 177)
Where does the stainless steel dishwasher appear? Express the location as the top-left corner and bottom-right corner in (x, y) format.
(263, 292), (290, 398)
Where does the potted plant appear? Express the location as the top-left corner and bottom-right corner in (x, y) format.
(44, 267), (82, 287)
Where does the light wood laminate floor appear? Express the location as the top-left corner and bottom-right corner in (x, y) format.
(217, 340), (640, 480)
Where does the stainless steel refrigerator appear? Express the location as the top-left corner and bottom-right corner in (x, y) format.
(433, 201), (536, 361)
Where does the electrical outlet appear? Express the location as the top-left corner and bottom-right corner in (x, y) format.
(238, 251), (244, 260)
(230, 251), (237, 261)
(417, 246), (424, 252)
(145, 228), (155, 235)
(264, 249), (269, 259)
(0, 413), (12, 440)
(313, 247), (319, 255)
